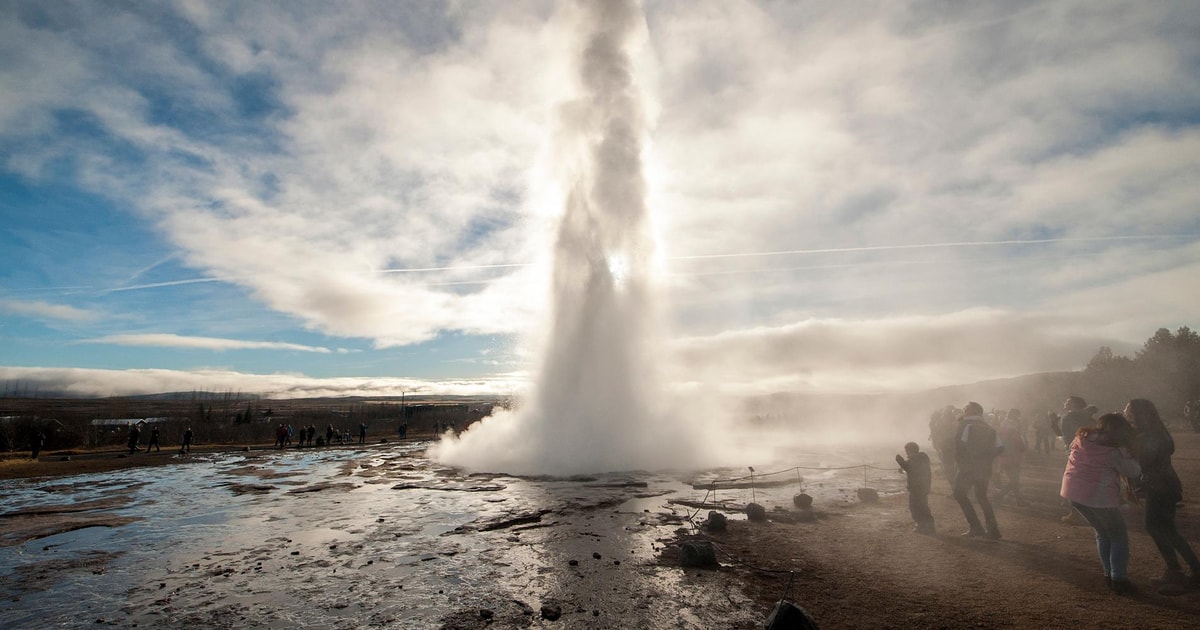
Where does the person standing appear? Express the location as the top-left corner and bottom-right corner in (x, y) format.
(953, 402), (1002, 539)
(1059, 396), (1091, 451)
(127, 424), (141, 454)
(994, 410), (1027, 505)
(30, 431), (44, 460)
(1126, 398), (1200, 592)
(1035, 410), (1055, 454)
(147, 426), (161, 452)
(1061, 413), (1141, 595)
(181, 426), (193, 454)
(359, 422), (367, 444)
(896, 442), (935, 535)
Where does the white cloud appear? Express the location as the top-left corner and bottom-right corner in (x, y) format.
(0, 365), (524, 399)
(0, 299), (96, 322)
(82, 333), (334, 353)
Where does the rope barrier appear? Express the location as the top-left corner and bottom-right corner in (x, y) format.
(697, 462), (900, 486)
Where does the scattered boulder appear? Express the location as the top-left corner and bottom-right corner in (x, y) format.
(745, 502), (768, 522)
(680, 540), (718, 568)
(856, 488), (879, 504)
(793, 493), (813, 509)
(479, 609), (494, 620)
(793, 509), (818, 523)
(764, 599), (820, 629)
(703, 511), (727, 533)
(540, 603), (562, 621)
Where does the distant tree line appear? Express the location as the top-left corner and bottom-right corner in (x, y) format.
(1083, 326), (1200, 421)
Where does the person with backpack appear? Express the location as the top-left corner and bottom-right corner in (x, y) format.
(953, 402), (1003, 539)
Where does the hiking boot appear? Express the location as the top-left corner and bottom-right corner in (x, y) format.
(984, 530), (1002, 540)
(1111, 579), (1137, 596)
(1150, 570), (1186, 587)
(1104, 576), (1113, 589)
(960, 529), (984, 538)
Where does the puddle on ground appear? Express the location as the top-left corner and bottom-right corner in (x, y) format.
(0, 441), (904, 628)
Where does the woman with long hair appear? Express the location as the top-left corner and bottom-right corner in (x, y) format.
(1061, 412), (1141, 594)
(1125, 398), (1200, 591)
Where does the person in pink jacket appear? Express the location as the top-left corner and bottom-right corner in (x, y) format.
(1061, 412), (1142, 595)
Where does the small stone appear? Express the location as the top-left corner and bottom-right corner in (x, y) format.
(540, 603), (562, 621)
(613, 560), (620, 565)
(290, 551), (299, 556)
(857, 488), (880, 503)
(793, 493), (814, 509)
(704, 510), (728, 532)
(568, 559), (579, 566)
(592, 610), (600, 616)
(479, 609), (494, 620)
(745, 502), (768, 522)
(592, 552), (602, 559)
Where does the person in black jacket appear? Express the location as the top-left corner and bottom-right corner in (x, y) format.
(954, 402), (1003, 539)
(1126, 398), (1200, 592)
(897, 442), (934, 535)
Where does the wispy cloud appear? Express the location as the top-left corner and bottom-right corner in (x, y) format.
(0, 298), (96, 322)
(83, 334), (334, 353)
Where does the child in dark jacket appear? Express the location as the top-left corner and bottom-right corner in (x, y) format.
(897, 442), (935, 535)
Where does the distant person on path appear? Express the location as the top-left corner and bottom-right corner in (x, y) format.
(1059, 396), (1090, 451)
(326, 424), (335, 446)
(30, 431), (44, 459)
(993, 410), (1027, 505)
(359, 422), (367, 444)
(929, 405), (959, 488)
(1035, 410), (1055, 454)
(147, 426), (161, 452)
(1126, 398), (1200, 592)
(127, 424), (141, 454)
(896, 441), (935, 535)
(399, 422), (408, 439)
(953, 402), (1003, 539)
(181, 427), (193, 454)
(307, 425), (316, 446)
(1061, 412), (1141, 595)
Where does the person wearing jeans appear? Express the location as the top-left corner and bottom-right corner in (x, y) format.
(1061, 412), (1141, 594)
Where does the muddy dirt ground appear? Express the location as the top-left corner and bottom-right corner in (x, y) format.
(1, 434), (1199, 628)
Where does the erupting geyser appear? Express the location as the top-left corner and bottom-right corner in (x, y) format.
(431, 0), (703, 475)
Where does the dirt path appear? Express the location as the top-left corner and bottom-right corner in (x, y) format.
(666, 433), (1200, 628)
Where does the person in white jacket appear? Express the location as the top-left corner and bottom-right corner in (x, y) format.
(1061, 412), (1141, 595)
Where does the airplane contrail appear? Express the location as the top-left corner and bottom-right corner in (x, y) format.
(666, 234), (1195, 261)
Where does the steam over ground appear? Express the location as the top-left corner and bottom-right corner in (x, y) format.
(431, 0), (716, 475)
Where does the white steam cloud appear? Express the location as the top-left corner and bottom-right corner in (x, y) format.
(431, 0), (711, 475)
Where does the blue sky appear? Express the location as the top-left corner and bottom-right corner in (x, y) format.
(1, 0), (1198, 398)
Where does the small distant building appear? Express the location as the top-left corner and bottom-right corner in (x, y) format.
(90, 417), (172, 428)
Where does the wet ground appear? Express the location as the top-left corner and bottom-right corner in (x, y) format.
(0, 441), (905, 628)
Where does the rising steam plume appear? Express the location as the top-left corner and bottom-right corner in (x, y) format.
(431, 0), (703, 475)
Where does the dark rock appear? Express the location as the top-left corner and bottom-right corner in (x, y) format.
(568, 559), (578, 566)
(592, 552), (601, 559)
(704, 510), (728, 532)
(856, 488), (880, 503)
(680, 541), (718, 568)
(540, 603), (562, 621)
(793, 493), (813, 509)
(290, 551), (299, 556)
(479, 609), (494, 620)
(794, 508), (817, 523)
(745, 502), (768, 522)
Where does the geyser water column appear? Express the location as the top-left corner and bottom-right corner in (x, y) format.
(431, 0), (699, 475)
